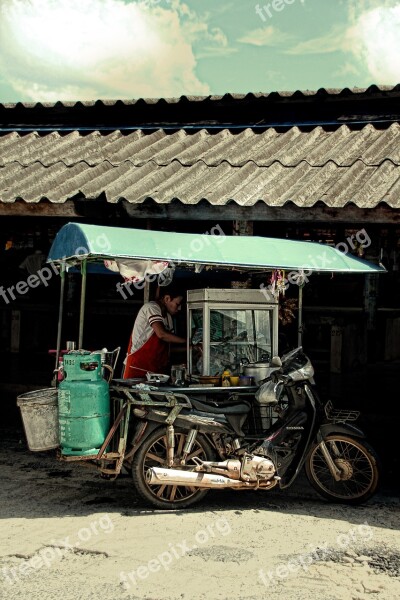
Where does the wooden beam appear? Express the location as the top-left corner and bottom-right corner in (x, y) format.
(1, 198), (399, 223)
(0, 200), (81, 217)
(122, 200), (400, 224)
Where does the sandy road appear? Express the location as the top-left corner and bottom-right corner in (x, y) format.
(0, 427), (399, 600)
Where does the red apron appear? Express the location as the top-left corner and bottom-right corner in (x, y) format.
(123, 332), (169, 379)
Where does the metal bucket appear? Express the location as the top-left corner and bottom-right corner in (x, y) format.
(16, 389), (59, 451)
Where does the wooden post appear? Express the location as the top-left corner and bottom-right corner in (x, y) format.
(330, 325), (343, 373)
(233, 220), (253, 236)
(232, 221), (253, 288)
(10, 310), (21, 353)
(385, 317), (400, 360)
(364, 274), (378, 331)
(298, 285), (303, 347)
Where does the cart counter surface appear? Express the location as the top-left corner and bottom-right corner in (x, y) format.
(111, 379), (258, 394)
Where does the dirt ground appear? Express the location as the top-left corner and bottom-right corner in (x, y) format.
(0, 426), (399, 600)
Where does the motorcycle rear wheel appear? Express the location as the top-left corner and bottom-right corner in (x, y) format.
(132, 428), (215, 509)
(305, 434), (379, 504)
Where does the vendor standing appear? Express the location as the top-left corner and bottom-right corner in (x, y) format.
(123, 286), (186, 378)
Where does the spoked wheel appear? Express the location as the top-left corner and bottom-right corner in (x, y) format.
(305, 434), (379, 505)
(132, 429), (215, 509)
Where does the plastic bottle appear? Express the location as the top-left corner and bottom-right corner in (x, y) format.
(222, 370), (231, 386)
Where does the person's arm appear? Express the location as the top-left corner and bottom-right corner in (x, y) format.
(151, 321), (186, 344)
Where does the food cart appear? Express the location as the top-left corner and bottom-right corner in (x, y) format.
(17, 223), (385, 481)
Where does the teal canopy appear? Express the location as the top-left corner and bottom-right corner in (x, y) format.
(47, 223), (385, 274)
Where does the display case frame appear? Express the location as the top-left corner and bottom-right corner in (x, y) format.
(187, 288), (279, 376)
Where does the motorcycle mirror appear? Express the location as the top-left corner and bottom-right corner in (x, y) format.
(270, 356), (282, 367)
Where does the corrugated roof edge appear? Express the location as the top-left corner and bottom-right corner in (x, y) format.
(2, 84), (400, 109)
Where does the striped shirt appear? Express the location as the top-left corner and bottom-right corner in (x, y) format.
(129, 301), (173, 354)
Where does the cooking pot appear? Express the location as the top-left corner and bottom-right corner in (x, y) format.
(241, 356), (272, 385)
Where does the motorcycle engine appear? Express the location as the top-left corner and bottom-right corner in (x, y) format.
(241, 453), (275, 482)
(195, 453), (276, 484)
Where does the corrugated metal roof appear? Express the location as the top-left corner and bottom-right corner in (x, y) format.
(1, 123), (400, 208)
(1, 84), (399, 110)
(2, 124), (400, 168)
(2, 85), (400, 133)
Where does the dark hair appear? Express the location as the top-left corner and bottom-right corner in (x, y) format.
(158, 285), (183, 301)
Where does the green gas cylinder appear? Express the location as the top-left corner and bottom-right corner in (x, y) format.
(58, 352), (110, 456)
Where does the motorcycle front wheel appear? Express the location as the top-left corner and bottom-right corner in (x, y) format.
(132, 428), (215, 509)
(305, 434), (379, 504)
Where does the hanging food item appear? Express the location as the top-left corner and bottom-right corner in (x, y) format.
(276, 270), (286, 297)
(279, 298), (298, 326)
(270, 269), (286, 300)
(269, 270), (277, 299)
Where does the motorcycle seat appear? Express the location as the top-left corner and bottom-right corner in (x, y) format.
(190, 397), (251, 415)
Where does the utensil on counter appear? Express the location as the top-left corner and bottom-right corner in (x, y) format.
(127, 366), (170, 384)
(171, 364), (187, 385)
(241, 354), (273, 384)
(146, 373), (170, 384)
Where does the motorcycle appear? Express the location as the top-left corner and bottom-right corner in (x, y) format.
(120, 347), (379, 509)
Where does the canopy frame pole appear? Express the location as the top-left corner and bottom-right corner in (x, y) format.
(55, 261), (66, 372)
(298, 285), (303, 347)
(78, 259), (87, 349)
(144, 280), (150, 304)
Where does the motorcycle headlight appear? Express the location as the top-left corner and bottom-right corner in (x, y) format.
(289, 358), (314, 381)
(255, 381), (279, 405)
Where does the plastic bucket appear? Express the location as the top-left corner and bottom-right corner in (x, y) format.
(16, 389), (59, 451)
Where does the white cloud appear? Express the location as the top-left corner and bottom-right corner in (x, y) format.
(185, 19), (237, 58)
(0, 0), (215, 101)
(348, 4), (400, 84)
(196, 45), (238, 59)
(333, 61), (360, 79)
(238, 26), (293, 47)
(282, 1), (400, 85)
(284, 25), (352, 55)
(345, 0), (398, 22)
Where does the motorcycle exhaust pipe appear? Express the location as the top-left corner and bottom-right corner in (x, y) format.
(147, 467), (250, 489)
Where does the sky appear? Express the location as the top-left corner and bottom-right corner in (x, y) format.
(0, 0), (399, 103)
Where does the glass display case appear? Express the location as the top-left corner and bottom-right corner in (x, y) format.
(187, 288), (279, 376)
